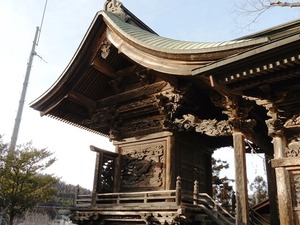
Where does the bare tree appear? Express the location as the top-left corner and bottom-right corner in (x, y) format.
(20, 210), (51, 225)
(234, 0), (300, 27)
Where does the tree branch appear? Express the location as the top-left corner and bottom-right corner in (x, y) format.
(270, 1), (300, 7)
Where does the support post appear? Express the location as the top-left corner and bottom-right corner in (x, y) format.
(176, 176), (182, 206)
(92, 152), (101, 207)
(233, 131), (249, 225)
(74, 185), (80, 207)
(273, 136), (294, 224)
(265, 154), (280, 225)
(193, 180), (199, 205)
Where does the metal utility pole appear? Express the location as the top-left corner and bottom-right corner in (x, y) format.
(9, 27), (39, 151)
(8, 0), (48, 151)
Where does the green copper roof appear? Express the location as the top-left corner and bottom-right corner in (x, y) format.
(102, 11), (269, 55)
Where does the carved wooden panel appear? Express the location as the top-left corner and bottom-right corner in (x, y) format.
(285, 135), (300, 158)
(119, 141), (166, 191)
(288, 170), (300, 224)
(294, 174), (300, 209)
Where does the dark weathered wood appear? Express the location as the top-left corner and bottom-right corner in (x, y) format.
(92, 58), (116, 78)
(265, 154), (280, 225)
(67, 91), (96, 112)
(166, 135), (175, 190)
(193, 180), (199, 205)
(273, 136), (294, 225)
(233, 131), (249, 225)
(275, 167), (294, 224)
(92, 152), (100, 207)
(176, 176), (181, 206)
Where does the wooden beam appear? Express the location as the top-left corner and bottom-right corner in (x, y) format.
(67, 91), (96, 112)
(116, 65), (140, 77)
(90, 145), (118, 157)
(222, 53), (300, 85)
(271, 157), (300, 168)
(91, 58), (116, 78)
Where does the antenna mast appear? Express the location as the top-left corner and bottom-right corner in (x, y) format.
(9, 0), (48, 150)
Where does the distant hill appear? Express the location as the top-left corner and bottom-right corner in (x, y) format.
(41, 181), (91, 208)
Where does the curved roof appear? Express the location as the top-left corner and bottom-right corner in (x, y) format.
(31, 9), (271, 109)
(31, 6), (295, 137)
(103, 11), (269, 55)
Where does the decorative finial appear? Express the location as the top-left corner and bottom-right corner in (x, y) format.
(104, 0), (127, 20)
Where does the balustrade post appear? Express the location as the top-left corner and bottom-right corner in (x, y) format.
(73, 185), (80, 207)
(144, 193), (148, 204)
(193, 180), (199, 205)
(176, 176), (182, 206)
(91, 190), (97, 207)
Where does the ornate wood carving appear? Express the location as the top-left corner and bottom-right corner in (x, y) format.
(104, 0), (127, 21)
(82, 81), (173, 140)
(117, 97), (157, 113)
(293, 174), (300, 208)
(284, 114), (300, 129)
(135, 69), (155, 85)
(120, 116), (164, 136)
(97, 81), (167, 107)
(210, 93), (256, 133)
(100, 39), (111, 59)
(120, 142), (165, 189)
(285, 135), (300, 158)
(170, 114), (232, 136)
(210, 92), (227, 109)
(155, 92), (184, 121)
(266, 117), (284, 137)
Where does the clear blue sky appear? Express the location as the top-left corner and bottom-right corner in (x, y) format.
(0, 0), (298, 189)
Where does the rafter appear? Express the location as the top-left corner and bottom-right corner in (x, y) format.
(91, 58), (117, 78)
(67, 91), (96, 112)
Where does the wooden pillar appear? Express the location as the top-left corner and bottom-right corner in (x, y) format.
(92, 152), (101, 207)
(193, 180), (199, 205)
(176, 176), (182, 206)
(233, 131), (249, 225)
(273, 136), (294, 225)
(166, 135), (175, 190)
(265, 154), (280, 225)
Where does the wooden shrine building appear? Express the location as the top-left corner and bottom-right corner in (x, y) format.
(31, 1), (300, 224)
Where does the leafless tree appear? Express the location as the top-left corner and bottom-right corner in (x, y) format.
(19, 210), (51, 225)
(234, 0), (300, 28)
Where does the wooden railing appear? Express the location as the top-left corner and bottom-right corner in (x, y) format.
(74, 177), (235, 225)
(75, 189), (179, 208)
(95, 190), (177, 207)
(75, 176), (183, 208)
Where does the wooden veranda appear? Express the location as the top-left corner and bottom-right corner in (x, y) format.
(73, 177), (235, 225)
